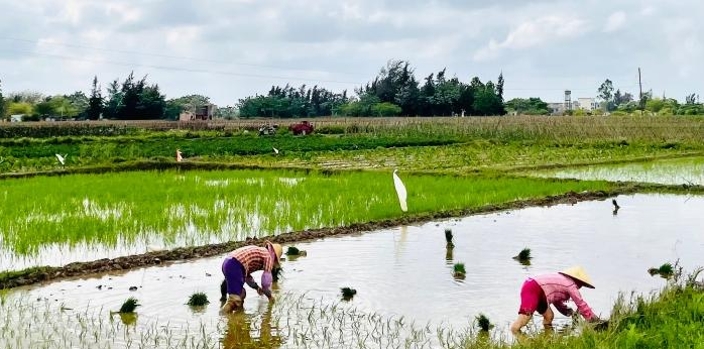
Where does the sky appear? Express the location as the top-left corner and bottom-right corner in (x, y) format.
(0, 0), (702, 106)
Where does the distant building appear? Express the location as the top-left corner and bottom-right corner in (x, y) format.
(576, 98), (599, 111)
(547, 103), (566, 115)
(179, 104), (217, 121)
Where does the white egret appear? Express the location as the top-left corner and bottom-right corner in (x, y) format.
(176, 149), (183, 162)
(392, 169), (408, 212)
(147, 245), (164, 253)
(55, 154), (67, 165)
(273, 147), (279, 155)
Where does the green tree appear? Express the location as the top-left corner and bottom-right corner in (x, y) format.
(8, 91), (44, 104)
(505, 98), (549, 115)
(64, 91), (89, 118)
(645, 98), (665, 113)
(473, 81), (504, 115)
(370, 102), (402, 116)
(360, 60), (420, 115)
(33, 98), (56, 117)
(7, 102), (33, 115)
(0, 79), (6, 117)
(164, 94), (212, 119)
(497, 72), (505, 103)
(597, 79), (615, 111)
(685, 93), (697, 105)
(87, 76), (103, 120)
(137, 84), (166, 118)
(104, 79), (123, 119)
(49, 96), (79, 118)
(215, 106), (238, 119)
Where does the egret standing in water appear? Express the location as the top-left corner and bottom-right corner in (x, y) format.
(55, 153), (67, 166)
(393, 169), (408, 212)
(176, 149), (183, 162)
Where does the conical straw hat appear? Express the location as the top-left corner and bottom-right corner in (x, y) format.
(559, 266), (595, 289)
(265, 241), (283, 263)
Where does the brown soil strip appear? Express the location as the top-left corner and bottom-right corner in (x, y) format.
(0, 187), (652, 290)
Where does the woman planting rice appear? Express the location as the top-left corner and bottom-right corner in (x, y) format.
(220, 241), (283, 314)
(510, 266), (601, 335)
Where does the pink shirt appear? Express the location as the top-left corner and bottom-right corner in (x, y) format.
(532, 273), (596, 320)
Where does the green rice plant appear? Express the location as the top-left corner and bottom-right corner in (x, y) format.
(186, 292), (209, 307)
(513, 248), (532, 265)
(0, 169), (615, 270)
(444, 228), (454, 248)
(475, 313), (493, 332)
(118, 297), (140, 314)
(341, 287), (357, 300)
(453, 263), (466, 279)
(286, 246), (300, 255)
(648, 263), (675, 279)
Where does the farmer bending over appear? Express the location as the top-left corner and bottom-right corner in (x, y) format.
(510, 266), (600, 335)
(220, 241), (283, 314)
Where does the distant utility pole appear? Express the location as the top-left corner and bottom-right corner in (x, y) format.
(638, 68), (644, 98)
(638, 67), (644, 109)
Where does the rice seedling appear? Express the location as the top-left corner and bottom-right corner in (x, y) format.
(285, 246), (307, 257)
(475, 313), (493, 332)
(117, 297), (140, 314)
(453, 263), (466, 279)
(0, 168), (614, 270)
(513, 248), (532, 265)
(286, 246), (300, 255)
(341, 287), (357, 300)
(444, 228), (454, 248)
(648, 263), (675, 279)
(187, 292), (209, 307)
(2, 268), (704, 349)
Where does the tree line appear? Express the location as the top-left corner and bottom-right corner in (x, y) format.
(2, 66), (702, 120)
(236, 60), (506, 117)
(0, 73), (220, 121)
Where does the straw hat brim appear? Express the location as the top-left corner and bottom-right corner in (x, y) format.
(559, 266), (595, 289)
(265, 241), (283, 263)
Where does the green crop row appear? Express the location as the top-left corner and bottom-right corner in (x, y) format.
(0, 169), (614, 269)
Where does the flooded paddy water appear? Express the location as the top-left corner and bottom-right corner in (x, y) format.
(531, 156), (704, 186)
(3, 193), (703, 348)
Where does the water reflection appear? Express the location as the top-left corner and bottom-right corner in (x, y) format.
(222, 303), (283, 349)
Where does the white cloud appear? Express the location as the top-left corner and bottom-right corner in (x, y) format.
(640, 6), (656, 16)
(604, 11), (627, 32)
(1, 0), (703, 105)
(663, 19), (703, 78)
(474, 15), (588, 61)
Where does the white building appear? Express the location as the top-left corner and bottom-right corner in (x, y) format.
(547, 103), (566, 115)
(576, 98), (599, 111)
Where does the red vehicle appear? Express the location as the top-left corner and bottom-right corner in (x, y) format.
(289, 121), (314, 135)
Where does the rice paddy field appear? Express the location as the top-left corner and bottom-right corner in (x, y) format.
(1, 116), (704, 349)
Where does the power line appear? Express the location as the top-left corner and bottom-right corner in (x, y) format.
(0, 48), (365, 86)
(0, 36), (365, 78)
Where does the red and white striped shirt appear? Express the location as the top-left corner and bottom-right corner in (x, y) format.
(229, 245), (275, 291)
